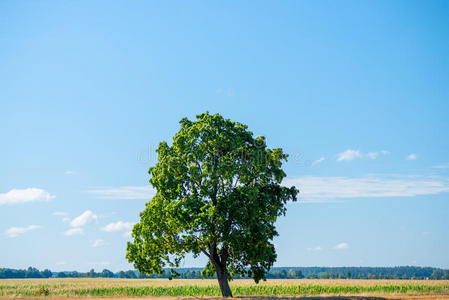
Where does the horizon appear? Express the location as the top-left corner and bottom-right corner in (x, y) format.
(2, 265), (447, 279)
(2, 0), (449, 272)
(5, 265), (448, 272)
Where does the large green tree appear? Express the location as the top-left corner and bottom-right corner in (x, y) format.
(126, 112), (298, 297)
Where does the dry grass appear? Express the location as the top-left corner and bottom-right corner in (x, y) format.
(0, 278), (448, 298)
(2, 278), (448, 288)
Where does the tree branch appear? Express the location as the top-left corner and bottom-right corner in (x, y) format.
(193, 236), (211, 258)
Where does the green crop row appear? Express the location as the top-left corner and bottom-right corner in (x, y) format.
(1, 284), (449, 297)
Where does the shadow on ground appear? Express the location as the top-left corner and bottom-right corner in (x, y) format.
(232, 297), (395, 300)
(6, 296), (447, 300)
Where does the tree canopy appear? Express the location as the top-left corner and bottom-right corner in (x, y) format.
(126, 112), (298, 297)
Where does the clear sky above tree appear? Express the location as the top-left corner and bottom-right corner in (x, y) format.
(1, 0), (448, 271)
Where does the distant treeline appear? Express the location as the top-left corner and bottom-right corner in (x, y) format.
(1, 266), (449, 280)
(0, 267), (52, 279)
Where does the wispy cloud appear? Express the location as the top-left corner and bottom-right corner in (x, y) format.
(102, 221), (135, 232)
(407, 154), (417, 160)
(307, 246), (322, 251)
(65, 170), (75, 175)
(311, 157), (325, 166)
(87, 174), (449, 205)
(432, 163), (449, 169)
(5, 225), (41, 238)
(284, 175), (449, 202)
(337, 149), (389, 162)
(87, 186), (156, 200)
(367, 152), (379, 159)
(70, 210), (98, 227)
(0, 188), (55, 206)
(337, 149), (361, 161)
(63, 228), (84, 236)
(92, 239), (106, 247)
(334, 242), (349, 250)
(366, 150), (389, 159)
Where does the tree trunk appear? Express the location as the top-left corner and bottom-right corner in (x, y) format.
(216, 266), (233, 297)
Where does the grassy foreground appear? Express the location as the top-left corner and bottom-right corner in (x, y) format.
(1, 278), (448, 297)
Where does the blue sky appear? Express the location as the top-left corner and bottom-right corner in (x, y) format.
(1, 0), (449, 272)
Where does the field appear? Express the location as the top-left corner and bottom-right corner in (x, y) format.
(1, 278), (449, 299)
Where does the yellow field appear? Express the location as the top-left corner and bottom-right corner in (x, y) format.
(1, 278), (448, 298)
(2, 278), (449, 288)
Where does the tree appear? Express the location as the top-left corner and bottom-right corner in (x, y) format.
(125, 270), (137, 279)
(430, 269), (444, 280)
(287, 269), (296, 278)
(444, 270), (449, 280)
(41, 269), (52, 278)
(70, 271), (79, 278)
(295, 270), (304, 279)
(101, 269), (114, 278)
(117, 271), (126, 278)
(25, 267), (41, 278)
(126, 112), (298, 297)
(87, 269), (97, 278)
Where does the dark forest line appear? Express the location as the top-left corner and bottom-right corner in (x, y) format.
(1, 266), (449, 280)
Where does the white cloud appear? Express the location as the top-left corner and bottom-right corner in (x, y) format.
(334, 242), (349, 250)
(0, 188), (55, 206)
(70, 210), (98, 227)
(63, 228), (84, 236)
(407, 154), (417, 160)
(65, 170), (75, 175)
(367, 151), (389, 159)
(367, 152), (379, 159)
(123, 231), (132, 237)
(307, 246), (322, 251)
(337, 149), (389, 161)
(87, 186), (156, 200)
(311, 157), (325, 166)
(432, 163), (449, 169)
(5, 225), (41, 238)
(102, 221), (135, 232)
(284, 175), (449, 202)
(56, 261), (67, 266)
(337, 149), (361, 161)
(92, 239), (106, 247)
